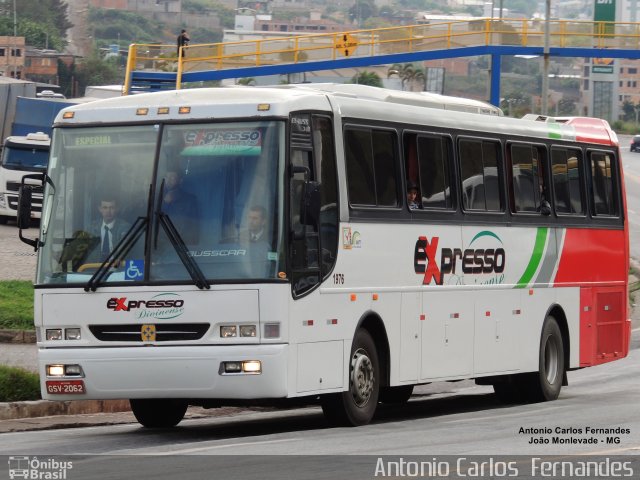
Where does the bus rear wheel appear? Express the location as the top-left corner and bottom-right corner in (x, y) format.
(321, 329), (380, 426)
(493, 315), (564, 404)
(523, 315), (565, 402)
(130, 399), (188, 428)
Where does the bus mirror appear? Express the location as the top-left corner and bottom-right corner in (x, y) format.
(17, 185), (33, 229)
(17, 173), (46, 250)
(301, 181), (321, 226)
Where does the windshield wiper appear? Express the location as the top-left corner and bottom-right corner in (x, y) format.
(84, 216), (148, 292)
(154, 180), (209, 290)
(155, 210), (210, 290)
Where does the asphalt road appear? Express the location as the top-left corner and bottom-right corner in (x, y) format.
(0, 330), (638, 459)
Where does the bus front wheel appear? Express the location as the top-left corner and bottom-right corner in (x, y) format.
(321, 329), (380, 426)
(130, 399), (188, 428)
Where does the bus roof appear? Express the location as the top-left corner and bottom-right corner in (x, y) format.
(4, 131), (51, 147)
(54, 84), (616, 147)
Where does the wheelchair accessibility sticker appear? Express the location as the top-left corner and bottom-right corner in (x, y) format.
(125, 259), (144, 280)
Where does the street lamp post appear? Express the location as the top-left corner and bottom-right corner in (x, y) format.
(541, 0), (551, 115)
(12, 0), (17, 79)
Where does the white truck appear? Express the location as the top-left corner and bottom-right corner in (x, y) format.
(0, 132), (50, 224)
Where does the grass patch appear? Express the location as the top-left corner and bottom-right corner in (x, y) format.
(0, 365), (41, 401)
(0, 281), (34, 330)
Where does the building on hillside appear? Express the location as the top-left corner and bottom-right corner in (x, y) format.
(23, 48), (75, 86)
(0, 36), (25, 79)
(89, 0), (220, 32)
(89, 0), (181, 13)
(254, 12), (349, 33)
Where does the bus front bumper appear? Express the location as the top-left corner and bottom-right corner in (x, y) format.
(38, 344), (289, 401)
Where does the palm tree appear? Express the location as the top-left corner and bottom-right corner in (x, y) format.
(387, 63), (425, 91)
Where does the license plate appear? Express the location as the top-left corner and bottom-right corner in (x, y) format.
(46, 380), (86, 394)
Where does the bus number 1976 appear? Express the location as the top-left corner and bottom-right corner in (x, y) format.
(333, 273), (345, 284)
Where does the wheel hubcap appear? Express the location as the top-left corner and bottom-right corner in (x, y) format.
(350, 348), (375, 407)
(544, 335), (559, 384)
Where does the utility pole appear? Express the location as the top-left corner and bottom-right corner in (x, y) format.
(541, 0), (550, 115)
(12, 0), (17, 79)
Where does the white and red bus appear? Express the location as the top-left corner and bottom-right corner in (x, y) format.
(18, 84), (629, 427)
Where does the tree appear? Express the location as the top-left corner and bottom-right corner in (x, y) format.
(73, 50), (121, 97)
(350, 70), (383, 87)
(348, 0), (377, 25)
(387, 63), (425, 91)
(622, 100), (636, 122)
(0, 0), (72, 39)
(0, 17), (65, 50)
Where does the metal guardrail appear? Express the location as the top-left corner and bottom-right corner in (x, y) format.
(124, 19), (640, 94)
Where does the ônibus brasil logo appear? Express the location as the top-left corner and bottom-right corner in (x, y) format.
(106, 293), (185, 320)
(414, 231), (506, 286)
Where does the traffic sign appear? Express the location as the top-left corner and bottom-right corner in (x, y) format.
(335, 33), (359, 57)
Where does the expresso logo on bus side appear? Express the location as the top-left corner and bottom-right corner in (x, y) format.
(414, 232), (506, 285)
(106, 293), (185, 320)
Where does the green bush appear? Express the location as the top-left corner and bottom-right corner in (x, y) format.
(0, 281), (34, 330)
(0, 366), (41, 402)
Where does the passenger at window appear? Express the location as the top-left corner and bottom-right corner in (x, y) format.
(240, 205), (269, 245)
(161, 168), (199, 244)
(407, 181), (420, 210)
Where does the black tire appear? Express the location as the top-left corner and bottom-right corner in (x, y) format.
(493, 378), (525, 404)
(321, 329), (380, 426)
(379, 385), (414, 404)
(521, 315), (565, 402)
(0, 216), (8, 225)
(130, 399), (188, 428)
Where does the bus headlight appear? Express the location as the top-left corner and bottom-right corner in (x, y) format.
(65, 328), (81, 340)
(220, 326), (237, 338)
(220, 360), (262, 374)
(46, 364), (84, 377)
(242, 360), (261, 373)
(46, 329), (63, 341)
(46, 365), (65, 376)
(239, 325), (256, 337)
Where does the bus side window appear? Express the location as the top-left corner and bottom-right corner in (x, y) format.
(345, 127), (399, 208)
(417, 135), (452, 209)
(459, 138), (502, 212)
(551, 147), (584, 215)
(510, 143), (547, 213)
(589, 151), (618, 217)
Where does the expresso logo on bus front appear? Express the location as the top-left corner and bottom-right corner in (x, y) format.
(106, 293), (185, 320)
(414, 231), (506, 285)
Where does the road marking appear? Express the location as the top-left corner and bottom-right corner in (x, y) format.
(148, 437), (297, 455)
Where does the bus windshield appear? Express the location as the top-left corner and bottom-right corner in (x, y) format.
(2, 146), (49, 171)
(37, 121), (285, 286)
